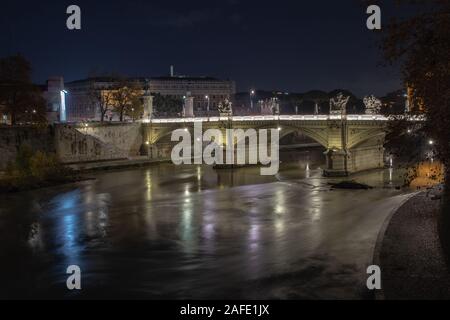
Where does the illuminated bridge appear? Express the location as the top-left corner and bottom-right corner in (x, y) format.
(143, 114), (395, 176)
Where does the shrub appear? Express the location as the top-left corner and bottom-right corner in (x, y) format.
(1, 144), (75, 192)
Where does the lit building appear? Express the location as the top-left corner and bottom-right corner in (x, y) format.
(63, 73), (235, 121)
(148, 76), (235, 114)
(64, 77), (137, 122)
(406, 84), (425, 113)
(42, 76), (65, 123)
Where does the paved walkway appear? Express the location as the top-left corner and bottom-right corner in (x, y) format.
(378, 190), (450, 299)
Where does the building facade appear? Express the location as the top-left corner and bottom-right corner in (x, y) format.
(63, 75), (235, 121)
(42, 76), (65, 123)
(148, 76), (235, 115)
(65, 77), (128, 122)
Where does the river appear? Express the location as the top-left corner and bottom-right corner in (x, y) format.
(0, 148), (414, 299)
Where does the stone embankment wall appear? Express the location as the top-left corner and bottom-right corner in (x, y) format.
(0, 123), (145, 169)
(55, 123), (143, 163)
(0, 126), (55, 170)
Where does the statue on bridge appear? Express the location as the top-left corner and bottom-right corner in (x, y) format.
(142, 89), (154, 120)
(363, 95), (382, 114)
(218, 98), (233, 117)
(329, 92), (350, 115)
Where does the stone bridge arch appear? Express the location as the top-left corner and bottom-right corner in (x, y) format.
(347, 127), (386, 149)
(142, 119), (389, 176)
(277, 125), (328, 148)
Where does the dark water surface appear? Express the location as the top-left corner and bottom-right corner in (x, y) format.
(0, 149), (412, 299)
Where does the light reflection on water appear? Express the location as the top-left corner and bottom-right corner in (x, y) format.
(0, 149), (416, 299)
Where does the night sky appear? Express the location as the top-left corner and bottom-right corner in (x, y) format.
(1, 0), (407, 96)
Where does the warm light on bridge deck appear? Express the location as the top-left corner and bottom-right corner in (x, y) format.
(144, 114), (424, 124)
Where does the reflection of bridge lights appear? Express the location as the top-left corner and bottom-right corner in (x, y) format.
(197, 166), (202, 182)
(145, 170), (152, 201)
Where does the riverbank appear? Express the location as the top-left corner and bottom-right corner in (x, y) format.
(0, 175), (89, 193)
(0, 157), (169, 193)
(376, 188), (450, 299)
(66, 156), (168, 172)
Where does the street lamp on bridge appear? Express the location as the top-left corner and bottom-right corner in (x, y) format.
(250, 89), (255, 109)
(60, 90), (68, 122)
(205, 95), (210, 113)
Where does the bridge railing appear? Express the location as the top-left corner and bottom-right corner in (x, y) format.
(145, 114), (399, 123)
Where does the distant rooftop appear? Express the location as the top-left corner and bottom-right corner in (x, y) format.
(66, 77), (149, 85)
(150, 76), (221, 81)
(65, 75), (230, 85)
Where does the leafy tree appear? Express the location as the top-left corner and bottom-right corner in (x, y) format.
(278, 94), (303, 114)
(124, 96), (144, 121)
(381, 1), (450, 255)
(0, 54), (46, 125)
(112, 78), (143, 121)
(153, 93), (183, 117)
(302, 90), (329, 114)
(86, 79), (115, 122)
(380, 89), (406, 114)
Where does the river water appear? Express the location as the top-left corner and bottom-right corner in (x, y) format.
(0, 148), (413, 299)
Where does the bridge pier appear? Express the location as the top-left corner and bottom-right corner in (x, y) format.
(323, 144), (385, 177)
(143, 142), (172, 160)
(323, 149), (349, 177)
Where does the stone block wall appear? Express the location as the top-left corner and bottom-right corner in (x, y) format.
(54, 123), (143, 163)
(0, 126), (55, 170)
(79, 123), (143, 157)
(348, 135), (385, 172)
(0, 123), (146, 170)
